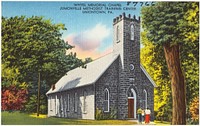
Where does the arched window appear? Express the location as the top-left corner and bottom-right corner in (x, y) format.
(60, 94), (63, 114)
(50, 96), (52, 110)
(143, 89), (147, 109)
(116, 26), (120, 41)
(83, 91), (87, 113)
(130, 24), (134, 40)
(104, 88), (109, 112)
(67, 94), (70, 111)
(55, 95), (59, 115)
(128, 90), (134, 98)
(74, 92), (78, 112)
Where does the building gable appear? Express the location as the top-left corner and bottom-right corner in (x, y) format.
(140, 65), (157, 87)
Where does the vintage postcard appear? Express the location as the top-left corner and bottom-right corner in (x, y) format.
(1, 1), (199, 125)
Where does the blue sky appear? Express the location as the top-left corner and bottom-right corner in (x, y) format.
(2, 1), (144, 59)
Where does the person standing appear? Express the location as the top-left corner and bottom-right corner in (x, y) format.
(145, 108), (151, 124)
(137, 108), (142, 124)
(141, 109), (145, 123)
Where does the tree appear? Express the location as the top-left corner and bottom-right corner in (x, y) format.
(180, 2), (199, 107)
(1, 64), (20, 87)
(141, 2), (199, 124)
(25, 94), (47, 114)
(141, 32), (172, 121)
(141, 30), (199, 122)
(2, 16), (84, 86)
(1, 16), (88, 113)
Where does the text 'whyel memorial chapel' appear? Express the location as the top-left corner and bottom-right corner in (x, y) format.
(46, 13), (156, 120)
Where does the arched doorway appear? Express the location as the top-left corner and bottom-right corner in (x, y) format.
(128, 88), (137, 118)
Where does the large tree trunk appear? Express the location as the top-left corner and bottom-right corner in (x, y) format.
(163, 43), (186, 125)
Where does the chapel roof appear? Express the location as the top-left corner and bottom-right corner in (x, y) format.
(46, 52), (157, 95)
(46, 52), (120, 95)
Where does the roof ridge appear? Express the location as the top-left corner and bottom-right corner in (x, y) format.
(67, 52), (114, 73)
(90, 51), (113, 62)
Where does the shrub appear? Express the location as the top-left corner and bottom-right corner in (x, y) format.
(95, 108), (103, 120)
(2, 84), (28, 111)
(188, 97), (199, 124)
(95, 107), (117, 120)
(108, 107), (117, 119)
(25, 94), (47, 114)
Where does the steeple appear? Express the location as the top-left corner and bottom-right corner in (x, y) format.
(112, 13), (140, 70)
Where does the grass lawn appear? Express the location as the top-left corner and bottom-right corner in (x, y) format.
(1, 111), (137, 125)
(154, 120), (171, 125)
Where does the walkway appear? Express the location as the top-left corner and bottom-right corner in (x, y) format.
(128, 120), (156, 125)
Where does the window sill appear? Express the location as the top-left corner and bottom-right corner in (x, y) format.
(104, 111), (110, 113)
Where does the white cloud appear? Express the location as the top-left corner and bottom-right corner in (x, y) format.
(84, 23), (110, 41)
(67, 23), (111, 51)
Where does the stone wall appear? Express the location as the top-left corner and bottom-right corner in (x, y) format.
(95, 56), (119, 118)
(141, 70), (155, 121)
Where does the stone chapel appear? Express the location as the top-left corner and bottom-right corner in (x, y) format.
(46, 13), (156, 120)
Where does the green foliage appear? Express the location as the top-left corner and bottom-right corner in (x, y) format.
(141, 2), (198, 46)
(95, 108), (103, 120)
(109, 108), (117, 119)
(154, 120), (171, 125)
(1, 16), (91, 113)
(180, 2), (199, 43)
(1, 64), (20, 87)
(40, 105), (47, 114)
(187, 118), (199, 125)
(141, 30), (198, 122)
(95, 108), (117, 120)
(24, 95), (37, 113)
(141, 32), (172, 121)
(1, 64), (29, 111)
(25, 94), (47, 114)
(84, 57), (93, 64)
(141, 2), (199, 123)
(1, 16), (84, 87)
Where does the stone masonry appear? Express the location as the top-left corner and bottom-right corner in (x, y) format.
(47, 13), (155, 121)
(95, 56), (120, 116)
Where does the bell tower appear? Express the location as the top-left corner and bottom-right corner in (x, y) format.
(113, 13), (140, 70)
(113, 13), (142, 119)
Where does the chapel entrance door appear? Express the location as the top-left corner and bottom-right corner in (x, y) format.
(128, 98), (134, 118)
(128, 88), (136, 118)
